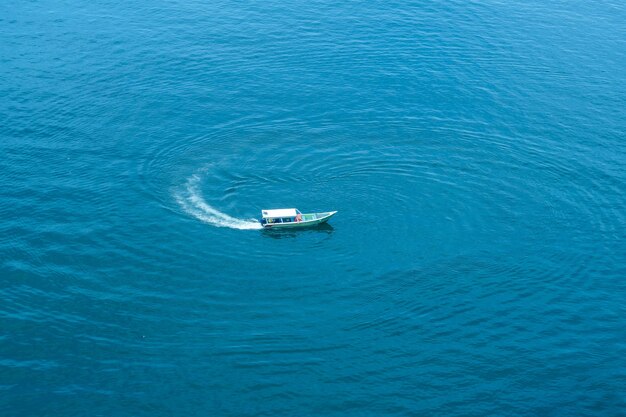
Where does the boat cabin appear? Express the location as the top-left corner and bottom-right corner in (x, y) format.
(261, 208), (302, 225)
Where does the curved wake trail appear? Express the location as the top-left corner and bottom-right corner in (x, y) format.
(175, 173), (262, 230)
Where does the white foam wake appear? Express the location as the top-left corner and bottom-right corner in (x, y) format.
(175, 173), (262, 230)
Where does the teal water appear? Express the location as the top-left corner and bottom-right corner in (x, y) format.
(2, 0), (626, 415)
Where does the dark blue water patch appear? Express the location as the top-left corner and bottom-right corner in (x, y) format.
(2, 0), (626, 416)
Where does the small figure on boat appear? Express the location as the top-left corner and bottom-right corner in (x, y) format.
(260, 208), (337, 228)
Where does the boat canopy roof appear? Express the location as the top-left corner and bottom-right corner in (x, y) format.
(262, 208), (297, 218)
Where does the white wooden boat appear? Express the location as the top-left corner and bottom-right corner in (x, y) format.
(260, 208), (337, 229)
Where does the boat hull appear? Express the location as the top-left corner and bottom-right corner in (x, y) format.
(261, 211), (337, 229)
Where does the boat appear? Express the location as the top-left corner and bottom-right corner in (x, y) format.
(260, 208), (337, 229)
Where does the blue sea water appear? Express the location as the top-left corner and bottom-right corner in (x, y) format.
(2, 0), (626, 415)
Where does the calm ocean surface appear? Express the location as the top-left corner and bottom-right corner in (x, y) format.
(2, 0), (626, 415)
